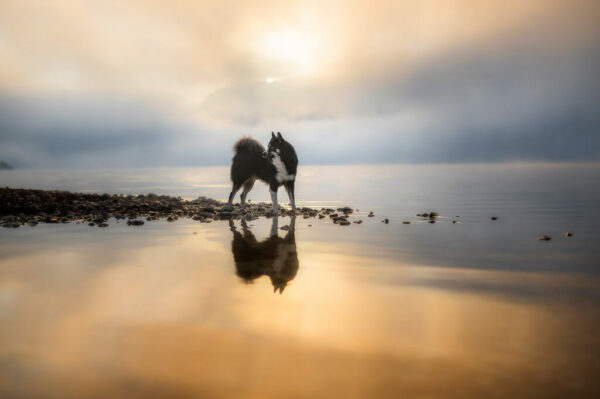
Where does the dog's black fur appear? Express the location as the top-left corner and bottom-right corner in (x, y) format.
(226, 132), (298, 212)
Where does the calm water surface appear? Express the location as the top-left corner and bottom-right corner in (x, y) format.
(1, 164), (599, 398)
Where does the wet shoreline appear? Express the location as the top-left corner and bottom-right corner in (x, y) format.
(0, 187), (359, 228)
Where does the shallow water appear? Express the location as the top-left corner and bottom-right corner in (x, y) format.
(1, 164), (600, 398)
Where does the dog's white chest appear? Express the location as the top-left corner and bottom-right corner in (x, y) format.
(271, 154), (295, 183)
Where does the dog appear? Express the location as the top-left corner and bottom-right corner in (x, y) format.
(225, 132), (298, 213)
(229, 216), (298, 294)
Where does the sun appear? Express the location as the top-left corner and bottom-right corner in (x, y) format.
(258, 29), (320, 76)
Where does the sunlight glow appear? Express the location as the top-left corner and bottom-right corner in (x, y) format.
(258, 30), (320, 76)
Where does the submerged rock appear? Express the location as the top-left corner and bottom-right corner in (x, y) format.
(127, 220), (144, 226)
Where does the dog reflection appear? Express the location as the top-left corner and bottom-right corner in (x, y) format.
(229, 216), (298, 294)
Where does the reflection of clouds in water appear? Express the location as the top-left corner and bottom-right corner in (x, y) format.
(1, 218), (600, 398)
(229, 216), (299, 294)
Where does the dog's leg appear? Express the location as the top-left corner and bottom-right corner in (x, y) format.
(224, 182), (242, 210)
(270, 189), (278, 214)
(285, 180), (296, 212)
(240, 177), (255, 207)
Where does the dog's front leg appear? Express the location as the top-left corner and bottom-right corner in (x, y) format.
(270, 189), (278, 214)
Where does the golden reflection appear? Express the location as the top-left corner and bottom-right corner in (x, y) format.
(229, 216), (298, 294)
(1, 221), (600, 398)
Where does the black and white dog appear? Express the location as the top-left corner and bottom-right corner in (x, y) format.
(226, 132), (298, 212)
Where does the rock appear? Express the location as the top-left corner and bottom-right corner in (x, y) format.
(402, 221), (410, 224)
(98, 223), (109, 227)
(383, 218), (389, 224)
(565, 232), (573, 237)
(353, 220), (363, 224)
(452, 220), (458, 224)
(280, 225), (290, 231)
(337, 207), (353, 213)
(88, 222), (95, 226)
(339, 220), (350, 226)
(428, 220), (435, 224)
(368, 211), (375, 217)
(318, 214), (325, 219)
(538, 235), (551, 241)
(127, 220), (144, 226)
(491, 216), (498, 220)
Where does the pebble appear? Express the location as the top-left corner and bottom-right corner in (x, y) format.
(127, 220), (144, 226)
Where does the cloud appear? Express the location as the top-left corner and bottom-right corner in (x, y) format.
(0, 0), (599, 167)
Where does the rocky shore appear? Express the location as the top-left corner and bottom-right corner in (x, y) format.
(0, 187), (359, 228)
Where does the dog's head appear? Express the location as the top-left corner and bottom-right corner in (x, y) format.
(267, 131), (285, 158)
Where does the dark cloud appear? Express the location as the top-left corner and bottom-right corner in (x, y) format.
(0, 94), (229, 168)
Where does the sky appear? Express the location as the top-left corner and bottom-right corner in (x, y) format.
(0, 0), (599, 168)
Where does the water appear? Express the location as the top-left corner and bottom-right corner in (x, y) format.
(1, 164), (600, 398)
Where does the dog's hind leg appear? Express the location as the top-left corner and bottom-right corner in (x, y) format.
(240, 177), (256, 207)
(225, 182), (242, 210)
(285, 180), (296, 212)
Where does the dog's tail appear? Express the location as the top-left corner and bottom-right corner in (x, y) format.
(233, 137), (265, 155)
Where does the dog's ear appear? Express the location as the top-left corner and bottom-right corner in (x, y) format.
(277, 132), (283, 140)
(271, 131), (276, 139)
